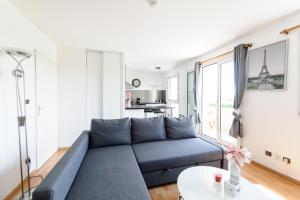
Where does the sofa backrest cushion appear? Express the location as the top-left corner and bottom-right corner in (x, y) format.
(131, 117), (167, 144)
(165, 117), (197, 139)
(90, 118), (131, 148)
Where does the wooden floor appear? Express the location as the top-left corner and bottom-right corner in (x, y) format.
(6, 148), (300, 200)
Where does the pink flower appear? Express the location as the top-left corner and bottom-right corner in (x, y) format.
(223, 145), (252, 167)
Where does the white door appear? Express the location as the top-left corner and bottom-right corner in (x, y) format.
(36, 50), (58, 168)
(86, 50), (103, 128)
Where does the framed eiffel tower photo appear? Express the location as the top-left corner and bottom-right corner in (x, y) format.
(247, 40), (288, 90)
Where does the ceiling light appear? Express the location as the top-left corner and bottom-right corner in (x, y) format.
(148, 0), (159, 6)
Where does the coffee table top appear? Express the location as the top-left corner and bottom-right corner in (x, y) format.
(177, 166), (268, 200)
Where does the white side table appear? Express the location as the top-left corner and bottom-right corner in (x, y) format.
(177, 166), (268, 200)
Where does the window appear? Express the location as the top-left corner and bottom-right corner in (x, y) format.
(201, 60), (236, 144)
(167, 76), (179, 117)
(167, 76), (178, 101)
(187, 71), (195, 117)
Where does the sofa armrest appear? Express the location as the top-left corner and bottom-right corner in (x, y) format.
(33, 131), (89, 200)
(198, 134), (228, 170)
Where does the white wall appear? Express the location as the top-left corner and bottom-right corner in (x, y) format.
(166, 12), (300, 181)
(126, 69), (165, 90)
(0, 0), (57, 198)
(57, 46), (86, 147)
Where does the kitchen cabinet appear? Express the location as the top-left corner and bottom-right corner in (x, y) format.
(124, 109), (145, 118)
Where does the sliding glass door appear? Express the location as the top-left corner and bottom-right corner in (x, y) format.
(201, 60), (236, 144)
(202, 64), (219, 139)
(220, 61), (235, 143)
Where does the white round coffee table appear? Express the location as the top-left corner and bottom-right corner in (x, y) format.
(177, 166), (268, 200)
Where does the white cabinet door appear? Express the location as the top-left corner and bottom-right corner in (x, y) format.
(86, 50), (124, 121)
(86, 51), (103, 128)
(102, 52), (124, 119)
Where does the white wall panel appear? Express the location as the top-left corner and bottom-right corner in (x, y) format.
(86, 51), (103, 127)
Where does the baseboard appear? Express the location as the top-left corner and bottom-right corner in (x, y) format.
(4, 170), (37, 200)
(58, 147), (70, 151)
(4, 148), (68, 200)
(252, 161), (300, 186)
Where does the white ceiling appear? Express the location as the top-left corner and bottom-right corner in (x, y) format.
(9, 0), (300, 71)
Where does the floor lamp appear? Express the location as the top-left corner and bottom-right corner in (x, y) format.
(5, 49), (32, 200)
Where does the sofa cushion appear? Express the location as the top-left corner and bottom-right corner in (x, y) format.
(131, 117), (167, 144)
(132, 138), (223, 173)
(66, 145), (150, 200)
(165, 117), (197, 139)
(90, 118), (131, 147)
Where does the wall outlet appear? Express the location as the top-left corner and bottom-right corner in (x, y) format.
(283, 157), (291, 164)
(265, 150), (272, 157)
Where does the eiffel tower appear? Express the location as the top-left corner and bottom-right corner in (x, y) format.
(257, 49), (273, 87)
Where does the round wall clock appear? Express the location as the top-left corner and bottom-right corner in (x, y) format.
(132, 79), (141, 88)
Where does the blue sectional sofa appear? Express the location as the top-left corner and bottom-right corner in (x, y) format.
(33, 117), (226, 200)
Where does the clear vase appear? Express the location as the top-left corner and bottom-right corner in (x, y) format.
(229, 159), (240, 185)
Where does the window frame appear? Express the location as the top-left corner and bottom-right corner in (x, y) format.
(167, 75), (179, 104)
(200, 58), (236, 145)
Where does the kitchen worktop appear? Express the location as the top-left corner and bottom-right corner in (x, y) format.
(125, 104), (174, 110)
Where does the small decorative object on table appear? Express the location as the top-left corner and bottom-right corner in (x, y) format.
(223, 145), (252, 196)
(213, 172), (223, 192)
(214, 173), (223, 183)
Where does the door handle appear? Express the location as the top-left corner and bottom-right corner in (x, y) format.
(38, 105), (44, 116)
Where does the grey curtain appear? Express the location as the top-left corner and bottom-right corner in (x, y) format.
(193, 62), (202, 125)
(229, 44), (249, 138)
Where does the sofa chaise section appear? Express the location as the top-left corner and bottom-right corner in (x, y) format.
(33, 131), (150, 200)
(66, 145), (150, 200)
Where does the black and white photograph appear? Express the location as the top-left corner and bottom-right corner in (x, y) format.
(247, 40), (288, 90)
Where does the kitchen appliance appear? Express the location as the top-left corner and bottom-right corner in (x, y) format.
(127, 90), (166, 104)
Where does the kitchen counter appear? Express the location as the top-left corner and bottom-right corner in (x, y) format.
(125, 105), (148, 109)
(125, 105), (174, 110)
(125, 104), (174, 118)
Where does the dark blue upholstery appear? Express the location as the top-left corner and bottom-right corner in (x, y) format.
(32, 131), (89, 200)
(132, 138), (223, 173)
(66, 145), (150, 200)
(164, 117), (197, 139)
(33, 118), (226, 200)
(143, 161), (221, 187)
(131, 117), (167, 143)
(198, 134), (228, 169)
(90, 118), (131, 147)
